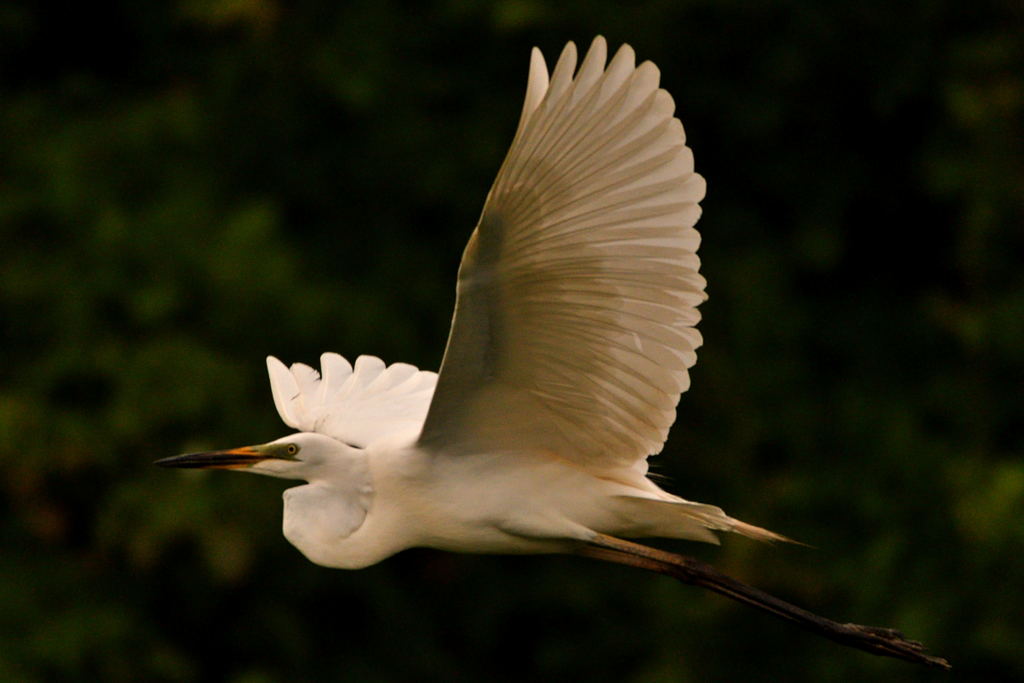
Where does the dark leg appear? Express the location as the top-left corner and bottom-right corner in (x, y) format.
(577, 534), (950, 670)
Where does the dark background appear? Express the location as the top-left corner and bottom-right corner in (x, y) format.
(2, 1), (1022, 680)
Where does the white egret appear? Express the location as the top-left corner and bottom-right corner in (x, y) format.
(158, 37), (948, 669)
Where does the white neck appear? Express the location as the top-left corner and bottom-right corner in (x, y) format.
(279, 445), (383, 569)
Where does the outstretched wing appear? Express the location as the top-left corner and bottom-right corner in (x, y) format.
(418, 37), (706, 473)
(268, 353), (437, 448)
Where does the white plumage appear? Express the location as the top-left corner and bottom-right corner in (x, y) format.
(159, 36), (783, 573)
(267, 354), (437, 448)
(420, 39), (706, 471)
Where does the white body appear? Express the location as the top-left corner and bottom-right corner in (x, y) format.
(278, 433), (734, 570)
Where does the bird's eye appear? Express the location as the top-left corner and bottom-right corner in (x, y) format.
(286, 444), (299, 456)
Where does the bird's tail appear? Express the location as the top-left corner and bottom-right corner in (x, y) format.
(612, 495), (795, 544)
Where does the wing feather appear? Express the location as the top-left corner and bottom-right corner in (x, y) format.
(418, 37), (706, 472)
(267, 353), (437, 448)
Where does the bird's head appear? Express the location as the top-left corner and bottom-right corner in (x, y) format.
(155, 432), (357, 481)
(158, 431), (376, 562)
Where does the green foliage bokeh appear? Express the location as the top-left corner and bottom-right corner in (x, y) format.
(1, 1), (1022, 680)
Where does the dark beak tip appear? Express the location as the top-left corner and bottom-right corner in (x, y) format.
(154, 453), (198, 468)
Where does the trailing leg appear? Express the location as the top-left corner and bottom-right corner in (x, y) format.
(577, 534), (950, 670)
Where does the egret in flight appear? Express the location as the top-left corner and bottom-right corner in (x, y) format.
(156, 39), (955, 668)
(158, 35), (782, 568)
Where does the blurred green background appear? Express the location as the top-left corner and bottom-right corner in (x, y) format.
(2, 0), (1022, 680)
